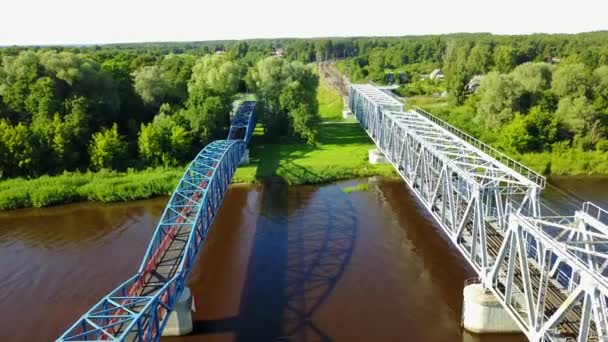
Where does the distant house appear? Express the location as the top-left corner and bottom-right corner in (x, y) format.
(429, 69), (444, 80)
(465, 75), (484, 92)
(385, 73), (395, 84)
(215, 50), (225, 55)
(273, 48), (285, 57)
(544, 56), (561, 64)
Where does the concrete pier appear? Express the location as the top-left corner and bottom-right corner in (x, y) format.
(162, 287), (193, 336)
(240, 149), (250, 165)
(368, 148), (388, 164)
(462, 283), (520, 334)
(343, 97), (354, 119)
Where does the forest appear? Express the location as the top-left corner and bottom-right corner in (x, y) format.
(334, 32), (608, 174)
(0, 42), (318, 179)
(1, 32), (607, 206)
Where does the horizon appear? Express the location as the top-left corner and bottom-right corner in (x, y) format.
(2, 30), (607, 48)
(1, 0), (607, 46)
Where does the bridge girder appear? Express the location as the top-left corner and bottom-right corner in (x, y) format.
(58, 102), (257, 341)
(350, 84), (608, 341)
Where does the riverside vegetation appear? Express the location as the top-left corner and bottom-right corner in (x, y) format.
(0, 69), (394, 209)
(2, 34), (607, 208)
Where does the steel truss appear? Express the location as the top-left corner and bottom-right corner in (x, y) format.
(58, 102), (256, 341)
(349, 84), (608, 341)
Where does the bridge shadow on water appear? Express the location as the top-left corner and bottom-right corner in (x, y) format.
(190, 178), (358, 342)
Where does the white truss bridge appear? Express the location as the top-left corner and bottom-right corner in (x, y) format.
(349, 84), (608, 342)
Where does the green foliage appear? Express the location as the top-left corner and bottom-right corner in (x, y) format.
(133, 65), (171, 106)
(89, 123), (127, 171)
(475, 72), (523, 129)
(184, 54), (241, 143)
(247, 57), (320, 142)
(493, 45), (516, 73)
(138, 114), (192, 167)
(555, 96), (597, 136)
(511, 62), (554, 93)
(552, 63), (591, 98)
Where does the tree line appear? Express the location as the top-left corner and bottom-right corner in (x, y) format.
(333, 32), (608, 167)
(2, 32), (608, 179)
(0, 43), (319, 179)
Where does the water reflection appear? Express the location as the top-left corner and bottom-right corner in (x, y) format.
(186, 181), (357, 342)
(1, 176), (605, 341)
(0, 198), (166, 341)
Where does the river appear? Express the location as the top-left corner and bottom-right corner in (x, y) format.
(0, 177), (606, 341)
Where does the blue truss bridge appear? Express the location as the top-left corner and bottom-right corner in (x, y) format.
(58, 101), (257, 342)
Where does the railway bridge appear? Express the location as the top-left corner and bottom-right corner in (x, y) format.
(349, 84), (608, 342)
(58, 83), (608, 342)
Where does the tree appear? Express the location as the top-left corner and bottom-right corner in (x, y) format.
(496, 113), (532, 153)
(89, 123), (127, 170)
(511, 62), (554, 93)
(466, 42), (493, 75)
(0, 51), (42, 119)
(0, 120), (35, 177)
(25, 76), (59, 122)
(132, 65), (171, 106)
(159, 54), (196, 104)
(493, 45), (516, 73)
(475, 72), (523, 129)
(592, 65), (608, 112)
(184, 54), (241, 143)
(551, 63), (590, 98)
(555, 96), (597, 136)
(444, 40), (471, 105)
(247, 57), (319, 141)
(138, 114), (191, 166)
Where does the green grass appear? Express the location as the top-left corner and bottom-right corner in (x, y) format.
(517, 150), (608, 176)
(0, 168), (184, 210)
(233, 123), (396, 185)
(232, 73), (396, 185)
(342, 182), (370, 194)
(316, 72), (354, 122)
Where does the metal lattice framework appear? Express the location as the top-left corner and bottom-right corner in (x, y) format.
(349, 84), (608, 341)
(58, 102), (256, 341)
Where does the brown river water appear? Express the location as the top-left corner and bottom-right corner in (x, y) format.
(0, 177), (606, 341)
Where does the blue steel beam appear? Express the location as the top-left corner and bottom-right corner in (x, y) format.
(58, 101), (256, 342)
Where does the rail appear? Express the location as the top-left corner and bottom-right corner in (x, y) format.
(413, 107), (546, 189)
(583, 201), (608, 225)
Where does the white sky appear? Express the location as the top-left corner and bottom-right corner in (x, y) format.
(1, 0), (606, 45)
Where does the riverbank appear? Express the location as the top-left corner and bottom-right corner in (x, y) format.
(0, 74), (395, 210)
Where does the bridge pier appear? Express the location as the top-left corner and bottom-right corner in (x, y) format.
(162, 287), (193, 336)
(462, 283), (520, 334)
(240, 148), (250, 165)
(343, 97), (354, 119)
(368, 148), (388, 164)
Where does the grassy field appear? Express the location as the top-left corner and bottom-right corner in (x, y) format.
(0, 75), (396, 209)
(316, 72), (346, 121)
(0, 168), (184, 210)
(233, 72), (395, 185)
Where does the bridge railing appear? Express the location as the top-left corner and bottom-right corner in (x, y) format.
(413, 107), (546, 189)
(583, 201), (608, 226)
